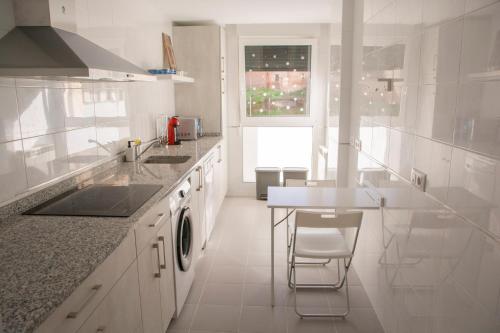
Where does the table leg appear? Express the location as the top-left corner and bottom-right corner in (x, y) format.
(271, 207), (275, 306)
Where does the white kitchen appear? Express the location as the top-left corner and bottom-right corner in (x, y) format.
(0, 0), (500, 333)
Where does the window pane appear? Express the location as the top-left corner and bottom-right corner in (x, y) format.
(245, 45), (311, 117)
(242, 127), (313, 182)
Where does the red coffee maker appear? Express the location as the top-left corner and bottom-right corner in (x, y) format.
(168, 116), (181, 145)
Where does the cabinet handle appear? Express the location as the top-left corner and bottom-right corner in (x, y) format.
(158, 236), (167, 269)
(96, 326), (106, 332)
(153, 243), (161, 278)
(149, 213), (164, 227)
(66, 284), (102, 319)
(197, 166), (203, 191)
(217, 145), (222, 163)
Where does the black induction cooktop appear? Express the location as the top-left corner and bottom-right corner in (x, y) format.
(24, 184), (163, 217)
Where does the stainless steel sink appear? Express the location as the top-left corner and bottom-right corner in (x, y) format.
(142, 155), (191, 164)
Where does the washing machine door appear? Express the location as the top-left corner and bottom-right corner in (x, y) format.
(177, 207), (193, 271)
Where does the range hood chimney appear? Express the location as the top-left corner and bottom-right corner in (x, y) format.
(0, 0), (155, 81)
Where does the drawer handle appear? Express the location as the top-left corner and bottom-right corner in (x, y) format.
(159, 236), (167, 269)
(153, 243), (161, 278)
(96, 326), (106, 332)
(149, 213), (164, 227)
(66, 284), (102, 319)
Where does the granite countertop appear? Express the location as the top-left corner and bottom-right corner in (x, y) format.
(0, 136), (222, 333)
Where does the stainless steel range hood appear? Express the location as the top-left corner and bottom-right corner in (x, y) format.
(0, 0), (156, 82)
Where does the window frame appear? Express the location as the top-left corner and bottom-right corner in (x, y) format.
(238, 37), (317, 127)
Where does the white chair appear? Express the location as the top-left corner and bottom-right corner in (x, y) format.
(285, 179), (338, 279)
(290, 210), (363, 318)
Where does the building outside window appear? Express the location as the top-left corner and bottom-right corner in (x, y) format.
(241, 42), (313, 118)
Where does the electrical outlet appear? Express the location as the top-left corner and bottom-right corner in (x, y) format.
(410, 168), (427, 192)
(354, 139), (362, 152)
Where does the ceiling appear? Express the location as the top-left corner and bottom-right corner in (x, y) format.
(166, 0), (343, 24)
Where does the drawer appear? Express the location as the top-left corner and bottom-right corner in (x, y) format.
(35, 230), (136, 333)
(76, 261), (142, 333)
(135, 195), (170, 254)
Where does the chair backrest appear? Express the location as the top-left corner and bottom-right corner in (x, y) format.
(285, 179), (336, 187)
(295, 210), (363, 229)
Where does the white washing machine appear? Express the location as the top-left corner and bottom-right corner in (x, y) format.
(169, 179), (196, 318)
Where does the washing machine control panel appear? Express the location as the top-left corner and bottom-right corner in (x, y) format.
(170, 180), (191, 213)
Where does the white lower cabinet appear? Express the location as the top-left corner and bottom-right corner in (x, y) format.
(191, 166), (206, 254)
(137, 214), (175, 333)
(36, 141), (227, 333)
(35, 231), (137, 333)
(214, 142), (227, 214)
(157, 222), (176, 332)
(203, 152), (216, 241)
(76, 261), (142, 333)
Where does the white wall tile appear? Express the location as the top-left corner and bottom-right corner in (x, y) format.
(0, 140), (27, 203)
(66, 127), (100, 171)
(416, 83), (458, 144)
(422, 0), (466, 26)
(465, 0), (500, 13)
(392, 84), (419, 133)
(448, 147), (500, 237)
(23, 132), (69, 188)
(454, 81), (500, 157)
(0, 0), (173, 206)
(388, 129), (415, 179)
(460, 2), (500, 80)
(95, 121), (131, 157)
(64, 88), (96, 130)
(371, 125), (391, 165)
(352, 0), (500, 331)
(419, 20), (463, 85)
(0, 86), (21, 143)
(17, 87), (67, 138)
(413, 136), (452, 199)
(94, 86), (129, 124)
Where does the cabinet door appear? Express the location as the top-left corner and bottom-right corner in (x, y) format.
(214, 143), (227, 213)
(173, 26), (222, 133)
(137, 233), (164, 333)
(36, 231), (136, 333)
(191, 166), (206, 253)
(157, 222), (176, 332)
(204, 155), (216, 241)
(77, 261), (142, 333)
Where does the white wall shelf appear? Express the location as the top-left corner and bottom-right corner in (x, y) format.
(154, 74), (195, 83)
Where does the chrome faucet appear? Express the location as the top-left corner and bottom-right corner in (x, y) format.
(136, 139), (160, 160)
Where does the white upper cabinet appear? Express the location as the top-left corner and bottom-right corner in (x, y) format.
(173, 25), (226, 135)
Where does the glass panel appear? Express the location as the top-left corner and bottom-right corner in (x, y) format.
(245, 45), (311, 117)
(243, 127), (313, 182)
(181, 215), (191, 257)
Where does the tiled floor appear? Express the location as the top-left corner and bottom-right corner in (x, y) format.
(167, 197), (385, 333)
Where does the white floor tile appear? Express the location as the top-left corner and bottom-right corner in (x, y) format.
(174, 197), (385, 333)
(191, 304), (241, 332)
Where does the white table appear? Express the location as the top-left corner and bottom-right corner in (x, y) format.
(266, 186), (381, 306)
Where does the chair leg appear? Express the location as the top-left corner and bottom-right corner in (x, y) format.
(293, 256), (351, 319)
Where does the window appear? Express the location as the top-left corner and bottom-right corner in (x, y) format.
(242, 127), (313, 182)
(241, 42), (312, 118)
